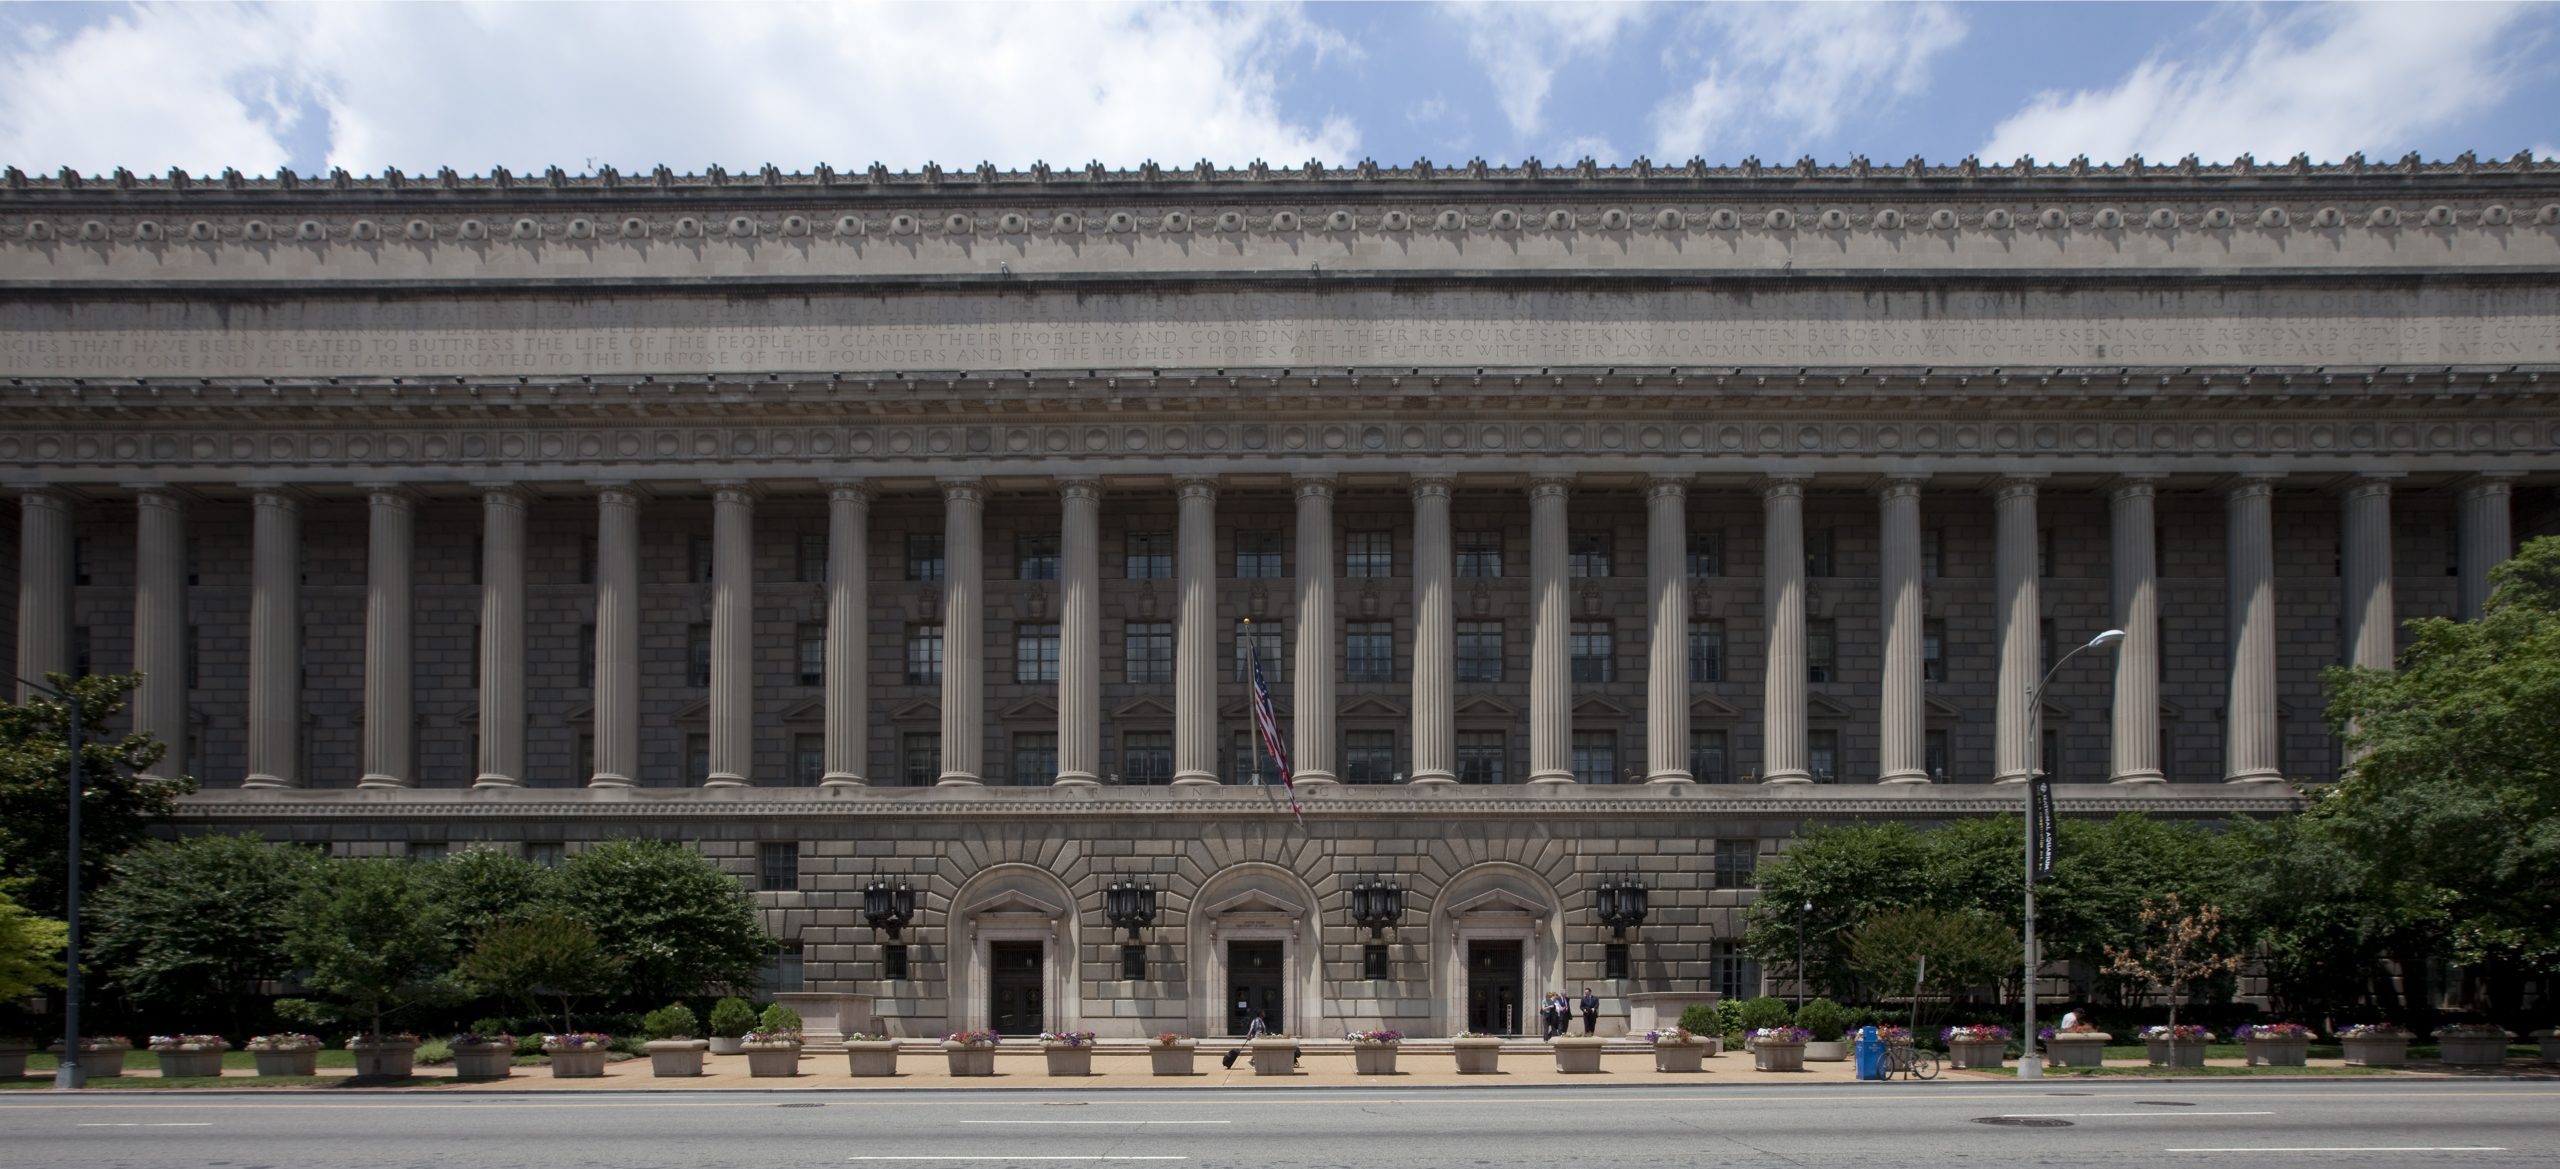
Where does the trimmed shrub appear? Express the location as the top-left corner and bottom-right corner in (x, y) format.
(1678, 1003), (1720, 1035)
(758, 1002), (803, 1032)
(1736, 995), (1795, 1033)
(642, 1003), (700, 1041)
(709, 997), (756, 1039)
(1796, 998), (1850, 1041)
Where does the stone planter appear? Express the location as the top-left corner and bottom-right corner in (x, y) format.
(1352, 1042), (1400, 1075)
(1753, 1041), (1806, 1072)
(708, 1036), (746, 1055)
(845, 1040), (901, 1077)
(1148, 1041), (1196, 1076)
(1044, 1044), (1094, 1076)
(2341, 1035), (2411, 1067)
(153, 1047), (226, 1078)
(1453, 1038), (1504, 1075)
(743, 1043), (803, 1077)
(1553, 1035), (1606, 1073)
(1947, 1039), (2008, 1070)
(50, 1041), (130, 1078)
(646, 1039), (708, 1077)
(2145, 1038), (2207, 1068)
(944, 1041), (996, 1076)
(2245, 1037), (2310, 1067)
(2536, 1031), (2559, 1062)
(2043, 1033), (2110, 1068)
(450, 1040), (515, 1079)
(1803, 1039), (1849, 1062)
(546, 1045), (609, 1078)
(1652, 1041), (1708, 1073)
(2435, 1032), (2514, 1066)
(250, 1048), (318, 1077)
(347, 1038), (416, 1078)
(0, 1042), (33, 1078)
(1248, 1037), (1299, 1076)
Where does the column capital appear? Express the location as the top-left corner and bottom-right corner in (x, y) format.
(704, 478), (763, 504)
(470, 481), (532, 507)
(821, 478), (876, 504)
(939, 477), (987, 504)
(2224, 472), (2283, 501)
(2339, 473), (2400, 502)
(124, 484), (192, 513)
(1528, 475), (1573, 501)
(242, 483), (307, 511)
(588, 480), (650, 505)
(1870, 474), (1925, 501)
(1645, 474), (1690, 500)
(1756, 473), (1811, 499)
(2107, 472), (2168, 500)
(356, 482), (421, 509)
(1294, 474), (1338, 500)
(1176, 476), (1218, 502)
(7, 484), (72, 505)
(1988, 474), (2044, 501)
(1054, 477), (1101, 503)
(2458, 470), (2524, 500)
(1409, 474), (1453, 500)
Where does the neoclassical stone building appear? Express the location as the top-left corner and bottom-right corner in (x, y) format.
(4, 155), (2556, 1038)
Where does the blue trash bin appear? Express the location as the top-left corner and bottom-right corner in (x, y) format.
(1855, 1025), (1887, 1080)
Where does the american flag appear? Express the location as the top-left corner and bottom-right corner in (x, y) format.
(1245, 624), (1302, 825)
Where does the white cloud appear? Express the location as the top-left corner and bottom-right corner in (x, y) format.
(1648, 1), (1964, 161)
(1982, 3), (2539, 164)
(1443, 0), (1643, 138)
(0, 2), (1359, 176)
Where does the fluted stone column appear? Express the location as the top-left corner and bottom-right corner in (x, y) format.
(938, 479), (986, 786)
(1291, 477), (1339, 786)
(590, 484), (643, 788)
(705, 482), (757, 787)
(1526, 476), (1575, 785)
(474, 486), (527, 788)
(1408, 475), (1457, 785)
(129, 488), (188, 781)
(2108, 476), (2165, 783)
(14, 488), (72, 699)
(1760, 476), (1812, 785)
(2457, 473), (2519, 621)
(243, 487), (301, 789)
(2341, 476), (2399, 673)
(1645, 476), (1694, 784)
(1172, 478), (1221, 786)
(821, 482), (873, 786)
(357, 486), (416, 788)
(1054, 479), (1101, 786)
(1991, 477), (2043, 784)
(2224, 475), (2284, 784)
(1875, 476), (1928, 784)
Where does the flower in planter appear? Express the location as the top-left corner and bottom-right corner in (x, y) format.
(1344, 1030), (1403, 1044)
(1452, 1031), (1497, 1040)
(1039, 1031), (1098, 1047)
(1642, 1027), (1696, 1044)
(2038, 1024), (2103, 1039)
(843, 1033), (889, 1043)
(246, 1033), (321, 1053)
(2232, 1023), (2314, 1040)
(540, 1032), (613, 1051)
(2137, 1024), (2213, 1041)
(945, 1030), (1001, 1047)
(1940, 1025), (2012, 1043)
(1752, 1026), (1813, 1044)
(344, 1033), (419, 1048)
(2431, 1023), (2513, 1038)
(1873, 1025), (1911, 1045)
(147, 1034), (229, 1052)
(2335, 1022), (2413, 1038)
(741, 1029), (803, 1047)
(452, 1029), (514, 1047)
(62, 1035), (132, 1050)
(1153, 1032), (1186, 1047)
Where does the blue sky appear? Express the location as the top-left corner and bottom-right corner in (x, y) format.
(2, 2), (2554, 177)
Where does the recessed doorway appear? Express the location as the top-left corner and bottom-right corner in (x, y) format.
(989, 941), (1045, 1036)
(1227, 940), (1285, 1036)
(1466, 939), (1523, 1035)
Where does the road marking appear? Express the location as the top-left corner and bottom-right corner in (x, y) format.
(77, 1123), (212, 1127)
(851, 1159), (1189, 1163)
(2167, 1148), (2508, 1154)
(960, 1121), (1229, 1125)
(2006, 1112), (2274, 1118)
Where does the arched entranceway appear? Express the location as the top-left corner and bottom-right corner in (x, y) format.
(1186, 863), (1323, 1038)
(945, 864), (1081, 1036)
(1429, 862), (1563, 1036)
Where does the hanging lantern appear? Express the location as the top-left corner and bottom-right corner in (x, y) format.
(863, 879), (915, 937)
(1596, 875), (1650, 938)
(1104, 878), (1159, 939)
(1350, 875), (1404, 938)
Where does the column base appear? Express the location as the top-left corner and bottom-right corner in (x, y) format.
(1643, 771), (1695, 785)
(1526, 771), (1577, 786)
(1051, 773), (1101, 787)
(1290, 772), (1339, 787)
(819, 774), (869, 788)
(1991, 772), (2033, 785)
(935, 773), (984, 787)
(1406, 770), (1458, 785)
(587, 773), (636, 788)
(2224, 771), (2287, 785)
(1759, 770), (1812, 785)
(356, 775), (410, 789)
(1876, 769), (1931, 785)
(2108, 770), (2166, 784)
(472, 774), (524, 789)
(702, 776), (750, 788)
(1169, 772), (1222, 787)
(242, 775), (292, 789)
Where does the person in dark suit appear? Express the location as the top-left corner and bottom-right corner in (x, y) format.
(1580, 987), (1600, 1035)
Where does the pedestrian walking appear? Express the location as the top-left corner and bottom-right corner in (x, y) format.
(1580, 987), (1600, 1035)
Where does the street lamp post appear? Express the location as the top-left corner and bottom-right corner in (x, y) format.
(15, 676), (84, 1091)
(2015, 629), (2123, 1080)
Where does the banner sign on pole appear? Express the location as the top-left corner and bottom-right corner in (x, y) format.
(2029, 774), (2057, 881)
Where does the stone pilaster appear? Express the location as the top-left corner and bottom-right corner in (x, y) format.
(14, 488), (72, 700)
(243, 486), (301, 789)
(2340, 475), (2399, 673)
(1291, 476), (1338, 786)
(2224, 475), (2284, 784)
(1759, 475), (1812, 785)
(1408, 475), (1457, 785)
(590, 484), (643, 788)
(1054, 479), (1102, 786)
(938, 479), (986, 786)
(1644, 476), (1694, 784)
(705, 481), (757, 787)
(1991, 476), (2043, 784)
(1875, 476), (1927, 784)
(129, 488), (187, 781)
(2108, 476), (2165, 783)
(2457, 473), (2519, 621)
(358, 485), (416, 788)
(474, 486), (527, 788)
(1172, 478), (1221, 786)
(821, 481), (873, 786)
(1526, 476), (1575, 785)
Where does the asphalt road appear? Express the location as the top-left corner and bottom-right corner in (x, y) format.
(4, 1080), (2553, 1169)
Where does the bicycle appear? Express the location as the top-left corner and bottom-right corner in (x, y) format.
(1883, 1043), (1940, 1080)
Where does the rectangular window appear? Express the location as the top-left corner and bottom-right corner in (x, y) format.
(1015, 623), (1060, 683)
(1809, 728), (1841, 782)
(1344, 530), (1394, 578)
(1234, 621), (1283, 684)
(2041, 617), (2057, 674)
(758, 940), (806, 995)
(689, 535), (715, 583)
(758, 842), (800, 892)
(1922, 619), (1945, 683)
(1363, 943), (1389, 980)
(576, 733), (595, 780)
(687, 623), (712, 688)
(906, 533), (945, 582)
(1234, 529), (1283, 579)
(1231, 729), (1264, 784)
(1714, 840), (1758, 889)
(185, 624), (201, 689)
(578, 624), (597, 689)
(1571, 730), (1618, 784)
(579, 536), (597, 586)
(1688, 620), (1725, 683)
(1456, 530), (1503, 578)
(1807, 618), (1837, 684)
(1570, 621), (1615, 684)
(797, 624), (825, 687)
(798, 532), (828, 584)
(1122, 944), (1147, 981)
(905, 624), (944, 686)
(1345, 621), (1395, 683)
(72, 626), (92, 676)
(1921, 527), (1944, 577)
(900, 731), (940, 785)
(1011, 732), (1057, 786)
(1343, 730), (1397, 783)
(1016, 532), (1060, 581)
(1569, 530), (1613, 578)
(1124, 622), (1173, 684)
(1604, 942), (1630, 981)
(1456, 731), (1506, 785)
(2159, 723), (2175, 783)
(1687, 529), (1725, 578)
(883, 943), (911, 980)
(1806, 527), (1836, 577)
(1689, 728), (1729, 783)
(71, 536), (89, 586)
(1926, 728), (1951, 781)
(2039, 526), (2054, 578)
(685, 732), (710, 784)
(1122, 731), (1173, 784)
(1712, 942), (1762, 1001)
(2041, 726), (2061, 782)
(1455, 620), (1504, 683)
(793, 732), (824, 786)
(408, 841), (449, 863)
(524, 841), (565, 869)
(1124, 531), (1172, 580)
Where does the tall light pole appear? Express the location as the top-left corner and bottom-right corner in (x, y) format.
(2016, 629), (2123, 1080)
(15, 675), (84, 1091)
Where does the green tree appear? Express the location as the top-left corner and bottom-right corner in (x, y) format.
(547, 838), (771, 1008)
(1741, 823), (1935, 999)
(2105, 893), (2243, 1047)
(278, 857), (457, 1038)
(0, 674), (189, 917)
(419, 845), (556, 957)
(0, 872), (67, 1004)
(1845, 906), (2019, 1008)
(459, 910), (623, 1034)
(86, 834), (320, 1034)
(2038, 814), (2243, 998)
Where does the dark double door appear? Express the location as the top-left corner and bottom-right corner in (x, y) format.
(1227, 941), (1285, 1036)
(989, 941), (1044, 1036)
(1467, 940), (1524, 1035)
